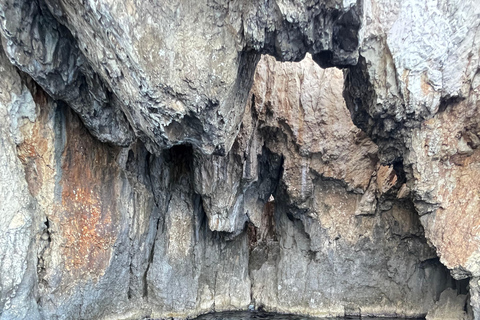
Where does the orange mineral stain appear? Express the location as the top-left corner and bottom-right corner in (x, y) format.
(56, 107), (120, 282)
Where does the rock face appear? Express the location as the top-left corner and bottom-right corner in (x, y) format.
(426, 288), (469, 320)
(0, 0), (479, 320)
(0, 46), (456, 319)
(0, 0), (361, 154)
(0, 41), (41, 320)
(343, 0), (480, 315)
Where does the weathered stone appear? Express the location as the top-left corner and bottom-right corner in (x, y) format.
(0, 44), (455, 319)
(0, 44), (41, 320)
(1, 0), (480, 319)
(341, 2), (480, 314)
(0, 0), (135, 146)
(344, 0), (480, 162)
(426, 288), (469, 320)
(0, 0), (361, 155)
(246, 58), (448, 317)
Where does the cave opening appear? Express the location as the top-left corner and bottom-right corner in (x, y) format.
(164, 144), (195, 184)
(240, 53), (468, 318)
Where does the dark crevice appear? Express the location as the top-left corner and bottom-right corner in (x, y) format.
(191, 194), (205, 276)
(164, 144), (195, 185)
(127, 264), (133, 300)
(122, 147), (166, 301)
(392, 159), (407, 186)
(43, 218), (51, 243)
(141, 143), (196, 299)
(343, 55), (407, 164)
(145, 152), (159, 208)
(142, 170), (166, 301)
(456, 278), (470, 295)
(142, 212), (161, 299)
(437, 95), (465, 114)
(37, 216), (52, 293)
(419, 258), (462, 302)
(313, 51), (334, 68)
(122, 144), (159, 301)
(245, 145), (284, 308)
(250, 94), (257, 120)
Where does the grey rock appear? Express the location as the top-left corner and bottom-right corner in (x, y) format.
(0, 0), (135, 146)
(0, 45), (455, 319)
(426, 288), (469, 320)
(0, 45), (41, 320)
(1, 0), (480, 319)
(342, 1), (480, 315)
(0, 0), (361, 154)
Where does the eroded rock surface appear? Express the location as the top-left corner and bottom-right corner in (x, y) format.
(0, 41), (456, 318)
(240, 55), (449, 317)
(0, 43), (41, 320)
(0, 0), (362, 155)
(343, 0), (480, 315)
(1, 0), (480, 319)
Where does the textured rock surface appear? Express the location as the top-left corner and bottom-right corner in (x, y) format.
(1, 0), (480, 319)
(343, 0), (480, 315)
(0, 63), (253, 319)
(0, 41), (456, 318)
(0, 0), (362, 154)
(0, 45), (41, 320)
(243, 55), (449, 317)
(426, 288), (469, 320)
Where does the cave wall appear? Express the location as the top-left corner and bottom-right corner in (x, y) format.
(0, 0), (479, 319)
(0, 47), (459, 319)
(343, 0), (480, 315)
(0, 41), (41, 320)
(0, 0), (361, 154)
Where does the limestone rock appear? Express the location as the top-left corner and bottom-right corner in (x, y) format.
(341, 2), (480, 314)
(1, 0), (480, 319)
(0, 44), (41, 320)
(426, 288), (469, 320)
(0, 0), (135, 146)
(244, 56), (447, 317)
(0, 0), (362, 155)
(344, 0), (480, 162)
(0, 42), (453, 319)
(185, 54), (449, 317)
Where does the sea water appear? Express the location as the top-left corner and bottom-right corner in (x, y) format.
(188, 311), (424, 320)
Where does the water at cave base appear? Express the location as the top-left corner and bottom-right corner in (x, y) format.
(147, 311), (424, 320)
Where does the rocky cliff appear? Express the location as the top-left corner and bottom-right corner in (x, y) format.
(0, 0), (478, 319)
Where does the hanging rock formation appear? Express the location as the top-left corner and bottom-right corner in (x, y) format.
(0, 0), (479, 319)
(344, 0), (480, 316)
(0, 0), (361, 154)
